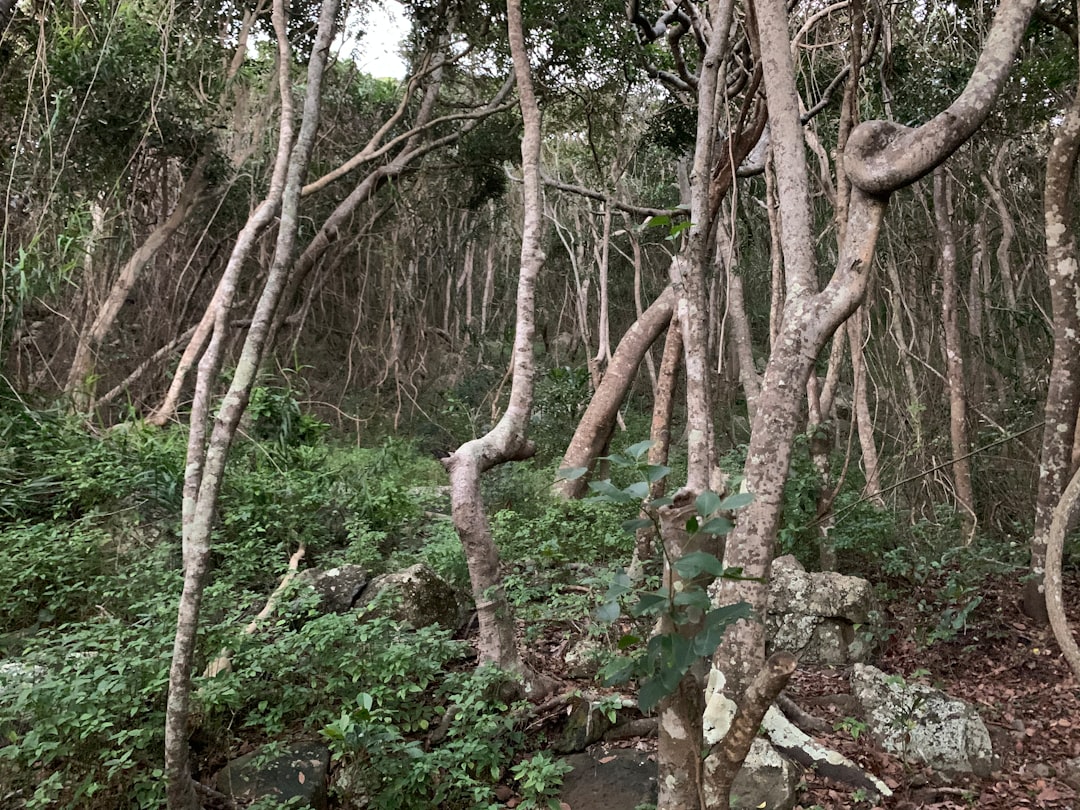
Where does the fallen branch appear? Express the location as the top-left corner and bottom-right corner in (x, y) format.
(204, 544), (306, 677)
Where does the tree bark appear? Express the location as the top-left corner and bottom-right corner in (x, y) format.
(163, 0), (339, 804)
(439, 0), (551, 692)
(934, 168), (976, 540)
(1026, 68), (1080, 623)
(554, 286), (675, 498)
(849, 306), (884, 505)
(703, 0), (1034, 797)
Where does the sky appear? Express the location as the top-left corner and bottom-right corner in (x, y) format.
(348, 1), (410, 80)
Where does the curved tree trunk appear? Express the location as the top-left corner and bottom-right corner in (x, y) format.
(439, 0), (551, 692)
(1026, 67), (1080, 623)
(554, 285), (675, 498)
(162, 0), (338, 804)
(702, 0), (1036, 800)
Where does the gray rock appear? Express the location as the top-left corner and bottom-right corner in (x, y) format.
(560, 748), (657, 809)
(0, 660), (46, 698)
(767, 555), (879, 665)
(294, 565), (369, 613)
(359, 562), (470, 630)
(728, 738), (801, 810)
(851, 664), (994, 778)
(215, 740), (330, 809)
(559, 742), (800, 810)
(563, 638), (604, 679)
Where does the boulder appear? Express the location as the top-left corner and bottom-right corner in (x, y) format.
(560, 748), (657, 809)
(293, 565), (369, 613)
(215, 740), (330, 810)
(729, 738), (801, 810)
(359, 562), (470, 631)
(767, 555), (878, 665)
(559, 742), (800, 810)
(563, 638), (604, 679)
(851, 664), (994, 778)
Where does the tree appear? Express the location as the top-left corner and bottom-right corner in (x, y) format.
(163, 0), (339, 804)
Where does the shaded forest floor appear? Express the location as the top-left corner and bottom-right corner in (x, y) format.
(511, 571), (1080, 810)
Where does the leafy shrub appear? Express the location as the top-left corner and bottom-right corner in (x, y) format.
(324, 664), (528, 809)
(492, 497), (633, 567)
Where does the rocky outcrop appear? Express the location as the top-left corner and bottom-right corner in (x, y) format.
(293, 565), (369, 613)
(359, 562), (470, 631)
(767, 555), (878, 665)
(851, 664), (995, 777)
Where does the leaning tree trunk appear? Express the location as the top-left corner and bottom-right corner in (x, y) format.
(702, 0), (1037, 800)
(554, 286), (675, 498)
(1026, 64), (1080, 624)
(66, 155), (208, 412)
(439, 0), (551, 692)
(163, 0), (338, 805)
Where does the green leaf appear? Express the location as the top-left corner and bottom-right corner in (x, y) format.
(673, 589), (711, 611)
(621, 517), (653, 532)
(632, 591), (669, 616)
(685, 515), (699, 533)
(556, 466), (589, 481)
(588, 480), (636, 504)
(601, 657), (638, 686)
(617, 634), (640, 650)
(648, 496), (674, 509)
(595, 600), (621, 623)
(625, 481), (649, 500)
(692, 623), (725, 656)
(719, 492), (754, 510)
(702, 602), (753, 631)
(695, 490), (723, 517)
(625, 440), (655, 460)
(645, 464), (671, 483)
(638, 677), (670, 713)
(699, 515), (734, 535)
(641, 214), (672, 231)
(673, 551), (725, 579)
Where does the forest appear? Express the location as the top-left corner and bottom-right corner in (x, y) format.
(1, 0), (1080, 807)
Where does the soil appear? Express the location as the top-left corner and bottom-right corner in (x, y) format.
(506, 571), (1080, 810)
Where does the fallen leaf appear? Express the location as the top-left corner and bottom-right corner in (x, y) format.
(298, 772), (305, 784)
(599, 756), (616, 764)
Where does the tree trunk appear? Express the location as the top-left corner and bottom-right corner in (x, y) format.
(703, 0), (1034, 797)
(163, 1), (338, 804)
(849, 306), (884, 505)
(439, 0), (551, 692)
(934, 168), (976, 540)
(1025, 69), (1080, 624)
(66, 154), (208, 411)
(554, 286), (675, 498)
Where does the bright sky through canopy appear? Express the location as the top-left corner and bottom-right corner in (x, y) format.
(350, 1), (409, 79)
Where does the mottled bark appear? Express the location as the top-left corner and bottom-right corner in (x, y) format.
(934, 169), (976, 539)
(555, 286), (675, 499)
(1047, 462), (1080, 680)
(1026, 74), (1080, 623)
(163, 0), (339, 804)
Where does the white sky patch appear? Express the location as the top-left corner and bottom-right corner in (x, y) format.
(339, 0), (410, 80)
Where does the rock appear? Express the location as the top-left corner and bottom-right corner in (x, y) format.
(359, 562), (470, 630)
(294, 565), (369, 613)
(560, 748), (657, 809)
(559, 742), (800, 810)
(563, 638), (604, 679)
(552, 695), (636, 753)
(215, 740), (330, 810)
(1060, 756), (1080, 791)
(767, 555), (879, 665)
(851, 664), (994, 778)
(0, 659), (46, 699)
(728, 738), (801, 810)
